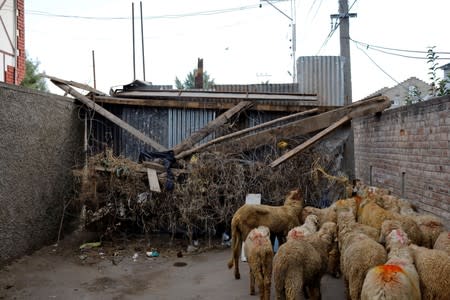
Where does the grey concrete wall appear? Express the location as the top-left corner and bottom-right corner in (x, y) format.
(0, 83), (83, 266)
(354, 96), (450, 227)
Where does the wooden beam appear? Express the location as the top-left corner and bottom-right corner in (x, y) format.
(43, 74), (107, 95)
(172, 101), (253, 155)
(52, 80), (167, 151)
(269, 115), (351, 168)
(114, 90), (318, 101)
(175, 108), (319, 159)
(214, 96), (390, 154)
(93, 95), (318, 112)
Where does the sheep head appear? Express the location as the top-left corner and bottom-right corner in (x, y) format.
(284, 188), (304, 207)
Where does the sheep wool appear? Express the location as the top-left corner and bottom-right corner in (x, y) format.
(244, 226), (274, 300)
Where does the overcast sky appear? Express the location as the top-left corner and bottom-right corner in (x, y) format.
(25, 0), (450, 101)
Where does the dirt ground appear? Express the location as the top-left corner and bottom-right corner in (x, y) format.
(0, 231), (346, 300)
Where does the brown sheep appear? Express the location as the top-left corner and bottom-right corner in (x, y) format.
(358, 201), (423, 246)
(361, 229), (421, 300)
(433, 231), (450, 255)
(244, 226), (274, 300)
(300, 206), (336, 227)
(273, 222), (337, 300)
(337, 210), (387, 300)
(227, 189), (304, 279)
(409, 244), (450, 300)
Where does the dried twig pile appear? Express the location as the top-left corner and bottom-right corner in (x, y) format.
(74, 136), (350, 242)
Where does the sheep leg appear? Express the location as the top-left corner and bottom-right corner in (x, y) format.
(285, 272), (303, 300)
(249, 269), (256, 295)
(227, 225), (241, 279)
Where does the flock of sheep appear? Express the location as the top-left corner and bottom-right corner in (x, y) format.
(226, 184), (450, 300)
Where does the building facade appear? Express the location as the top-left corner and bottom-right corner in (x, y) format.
(0, 0), (25, 84)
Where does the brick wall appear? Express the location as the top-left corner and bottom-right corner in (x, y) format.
(16, 0), (25, 83)
(354, 96), (450, 226)
(3, 0), (25, 85)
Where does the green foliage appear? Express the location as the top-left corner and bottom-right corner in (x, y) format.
(426, 46), (450, 97)
(175, 69), (215, 90)
(20, 55), (48, 92)
(427, 46), (439, 96)
(404, 85), (422, 105)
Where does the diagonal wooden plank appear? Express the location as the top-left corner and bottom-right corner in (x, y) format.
(175, 108), (319, 159)
(172, 101), (253, 155)
(52, 80), (167, 151)
(269, 115), (351, 168)
(43, 74), (107, 95)
(214, 96), (390, 154)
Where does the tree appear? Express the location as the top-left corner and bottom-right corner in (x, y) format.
(20, 55), (48, 92)
(175, 69), (215, 89)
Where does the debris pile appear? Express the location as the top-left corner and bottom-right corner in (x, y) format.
(74, 140), (350, 243)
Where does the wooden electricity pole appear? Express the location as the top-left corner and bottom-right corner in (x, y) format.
(331, 0), (356, 105)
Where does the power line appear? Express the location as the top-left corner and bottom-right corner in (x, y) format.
(351, 39), (450, 60)
(316, 0), (359, 54)
(26, 4), (261, 20)
(354, 42), (400, 85)
(351, 39), (450, 55)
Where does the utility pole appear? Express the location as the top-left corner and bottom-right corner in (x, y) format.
(331, 0), (356, 105)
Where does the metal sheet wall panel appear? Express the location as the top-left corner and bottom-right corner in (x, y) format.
(297, 56), (345, 107)
(168, 108), (216, 148)
(120, 106), (168, 160)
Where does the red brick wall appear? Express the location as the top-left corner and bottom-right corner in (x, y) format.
(16, 0), (25, 84)
(354, 96), (450, 225)
(3, 0), (25, 85)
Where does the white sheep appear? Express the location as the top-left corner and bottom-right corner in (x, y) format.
(361, 229), (421, 300)
(337, 209), (387, 300)
(286, 214), (319, 241)
(273, 222), (337, 300)
(244, 225), (274, 300)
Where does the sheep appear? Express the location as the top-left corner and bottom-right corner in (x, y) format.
(227, 189), (304, 279)
(358, 201), (423, 246)
(361, 229), (421, 300)
(300, 206), (336, 227)
(409, 214), (445, 248)
(289, 214), (341, 279)
(337, 209), (387, 300)
(243, 226), (274, 300)
(433, 231), (450, 255)
(287, 214), (319, 241)
(273, 222), (337, 300)
(409, 244), (450, 300)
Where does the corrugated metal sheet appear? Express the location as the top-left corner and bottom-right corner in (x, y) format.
(120, 106), (168, 159)
(168, 108), (216, 148)
(214, 83), (299, 94)
(297, 56), (345, 107)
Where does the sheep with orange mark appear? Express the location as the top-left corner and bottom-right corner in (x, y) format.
(337, 209), (387, 300)
(287, 214), (319, 241)
(361, 229), (421, 300)
(227, 189), (304, 280)
(243, 226), (274, 300)
(273, 222), (337, 300)
(433, 231), (450, 255)
(409, 244), (450, 299)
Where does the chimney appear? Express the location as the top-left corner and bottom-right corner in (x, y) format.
(194, 58), (203, 89)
